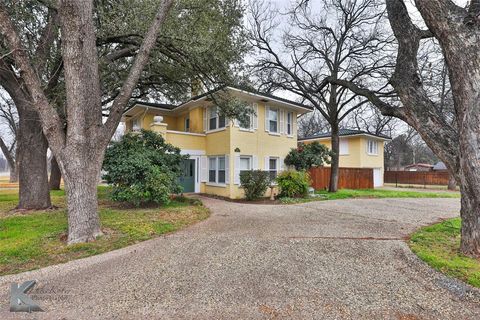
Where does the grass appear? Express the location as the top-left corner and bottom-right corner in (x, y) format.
(0, 186), (209, 275)
(315, 188), (460, 200)
(279, 188), (460, 204)
(409, 218), (480, 288)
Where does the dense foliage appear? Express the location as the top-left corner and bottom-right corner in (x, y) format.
(239, 170), (270, 201)
(102, 130), (187, 206)
(276, 170), (311, 198)
(284, 142), (332, 170)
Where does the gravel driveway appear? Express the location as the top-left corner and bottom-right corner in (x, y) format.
(1, 197), (479, 319)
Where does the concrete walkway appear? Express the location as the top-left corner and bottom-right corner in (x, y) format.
(0, 197), (479, 319)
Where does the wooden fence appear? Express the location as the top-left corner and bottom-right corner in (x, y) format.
(309, 167), (374, 190)
(384, 170), (450, 186)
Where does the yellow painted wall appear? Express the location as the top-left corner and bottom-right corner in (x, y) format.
(166, 131), (206, 150)
(302, 136), (385, 170)
(227, 103), (298, 199)
(189, 107), (204, 133)
(124, 100), (305, 199)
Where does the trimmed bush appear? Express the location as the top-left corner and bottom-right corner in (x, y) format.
(284, 141), (332, 170)
(276, 170), (311, 198)
(240, 170), (270, 200)
(102, 130), (187, 206)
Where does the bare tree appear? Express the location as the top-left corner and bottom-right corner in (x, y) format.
(325, 0), (480, 257)
(0, 0), (174, 243)
(297, 110), (329, 138)
(346, 104), (398, 137)
(249, 0), (393, 192)
(0, 94), (18, 182)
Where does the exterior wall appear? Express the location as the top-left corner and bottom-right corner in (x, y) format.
(227, 102), (297, 199)
(124, 98), (307, 199)
(301, 135), (386, 187)
(301, 136), (385, 169)
(306, 137), (363, 167)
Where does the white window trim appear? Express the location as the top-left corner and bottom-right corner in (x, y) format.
(267, 107), (280, 134)
(339, 139), (349, 156)
(207, 155), (228, 185)
(239, 156), (253, 173)
(366, 139), (379, 155)
(266, 156), (279, 182)
(207, 106), (227, 132)
(286, 111), (294, 137)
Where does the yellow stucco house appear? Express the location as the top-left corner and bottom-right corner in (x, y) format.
(122, 86), (312, 199)
(298, 129), (391, 187)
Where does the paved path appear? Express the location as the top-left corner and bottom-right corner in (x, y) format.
(1, 197), (479, 319)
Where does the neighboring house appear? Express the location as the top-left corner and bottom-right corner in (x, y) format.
(405, 163), (434, 172)
(432, 161), (447, 171)
(298, 129), (391, 187)
(122, 86), (312, 199)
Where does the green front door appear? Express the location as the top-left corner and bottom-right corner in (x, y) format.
(179, 159), (195, 193)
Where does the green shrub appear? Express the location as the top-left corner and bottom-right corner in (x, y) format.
(285, 141), (332, 170)
(276, 170), (311, 198)
(240, 170), (270, 200)
(102, 130), (187, 206)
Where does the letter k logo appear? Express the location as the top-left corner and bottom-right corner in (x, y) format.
(10, 280), (43, 312)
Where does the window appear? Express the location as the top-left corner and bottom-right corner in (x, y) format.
(268, 108), (278, 133)
(339, 139), (349, 155)
(185, 116), (190, 132)
(209, 107), (218, 130)
(239, 156), (252, 174)
(209, 157), (217, 183)
(367, 140), (378, 155)
(239, 105), (255, 130)
(286, 112), (293, 135)
(208, 156), (226, 184)
(218, 157), (226, 183)
(268, 157), (278, 181)
(132, 118), (140, 131)
(208, 106), (226, 131)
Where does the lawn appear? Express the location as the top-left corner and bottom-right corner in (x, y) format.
(280, 188), (460, 204)
(409, 218), (480, 288)
(0, 187), (209, 276)
(315, 188), (460, 200)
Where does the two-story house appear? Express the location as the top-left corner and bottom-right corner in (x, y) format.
(298, 129), (391, 187)
(122, 86), (313, 199)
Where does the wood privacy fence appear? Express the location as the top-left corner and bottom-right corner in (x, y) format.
(384, 170), (450, 186)
(309, 167), (374, 190)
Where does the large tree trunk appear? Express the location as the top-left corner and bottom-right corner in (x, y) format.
(62, 161), (102, 243)
(447, 173), (456, 191)
(49, 156), (61, 190)
(329, 122), (340, 192)
(8, 162), (18, 183)
(16, 103), (51, 209)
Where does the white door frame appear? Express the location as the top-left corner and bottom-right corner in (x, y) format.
(180, 149), (205, 193)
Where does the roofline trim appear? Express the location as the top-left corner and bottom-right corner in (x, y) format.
(298, 133), (391, 142)
(124, 86), (313, 116)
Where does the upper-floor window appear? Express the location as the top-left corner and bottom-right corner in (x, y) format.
(185, 115), (190, 132)
(132, 118), (141, 131)
(339, 139), (349, 155)
(239, 109), (253, 130)
(286, 112), (293, 135)
(208, 106), (226, 131)
(268, 107), (279, 133)
(367, 139), (378, 155)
